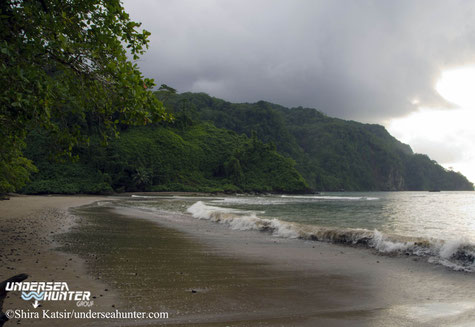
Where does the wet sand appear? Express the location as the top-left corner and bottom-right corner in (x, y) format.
(68, 201), (475, 326)
(1, 195), (475, 326)
(0, 195), (117, 326)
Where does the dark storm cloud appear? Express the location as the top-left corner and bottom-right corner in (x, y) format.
(123, 0), (475, 122)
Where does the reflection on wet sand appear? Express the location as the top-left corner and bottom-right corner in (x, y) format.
(60, 204), (475, 326)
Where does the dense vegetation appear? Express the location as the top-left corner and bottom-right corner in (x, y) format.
(23, 91), (472, 194)
(23, 121), (309, 194)
(6, 1), (470, 195)
(0, 0), (167, 194)
(158, 92), (473, 191)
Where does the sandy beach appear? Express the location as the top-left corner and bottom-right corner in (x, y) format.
(1, 195), (475, 326)
(0, 195), (117, 327)
(95, 203), (475, 326)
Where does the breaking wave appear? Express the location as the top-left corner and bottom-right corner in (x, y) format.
(207, 194), (380, 206)
(187, 201), (475, 272)
(131, 195), (162, 199)
(280, 195), (380, 201)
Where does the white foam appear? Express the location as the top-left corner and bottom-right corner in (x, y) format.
(131, 195), (161, 198)
(187, 201), (299, 238)
(269, 219), (300, 238)
(185, 201), (475, 272)
(187, 201), (248, 218)
(207, 195), (380, 207)
(439, 239), (464, 259)
(371, 230), (413, 253)
(227, 215), (262, 230)
(280, 195), (379, 201)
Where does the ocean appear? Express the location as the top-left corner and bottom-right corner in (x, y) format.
(117, 191), (475, 272)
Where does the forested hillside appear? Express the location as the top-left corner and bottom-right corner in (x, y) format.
(3, 1), (472, 196)
(159, 92), (473, 191)
(23, 122), (309, 194)
(22, 91), (473, 194)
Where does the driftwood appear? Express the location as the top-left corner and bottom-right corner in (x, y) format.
(0, 273), (28, 327)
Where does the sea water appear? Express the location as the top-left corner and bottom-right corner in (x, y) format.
(123, 192), (475, 272)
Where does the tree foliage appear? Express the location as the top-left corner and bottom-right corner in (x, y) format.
(225, 132), (309, 192)
(161, 92), (473, 191)
(23, 122), (309, 194)
(0, 0), (167, 193)
(21, 90), (472, 194)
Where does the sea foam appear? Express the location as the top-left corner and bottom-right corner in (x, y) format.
(186, 201), (475, 272)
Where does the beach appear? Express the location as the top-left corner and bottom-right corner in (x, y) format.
(4, 2), (475, 327)
(0, 195), (116, 326)
(1, 195), (474, 326)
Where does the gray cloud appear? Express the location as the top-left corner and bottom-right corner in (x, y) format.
(123, 0), (475, 122)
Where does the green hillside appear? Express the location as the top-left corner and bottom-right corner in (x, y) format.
(159, 92), (473, 191)
(22, 91), (473, 194)
(23, 122), (309, 194)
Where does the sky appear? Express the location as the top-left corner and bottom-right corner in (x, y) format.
(123, 0), (475, 182)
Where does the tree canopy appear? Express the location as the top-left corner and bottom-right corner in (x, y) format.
(19, 90), (472, 194)
(0, 0), (167, 193)
(160, 92), (474, 191)
(23, 122), (310, 194)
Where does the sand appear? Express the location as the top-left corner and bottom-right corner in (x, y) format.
(98, 204), (475, 327)
(1, 195), (475, 326)
(0, 195), (109, 220)
(0, 195), (117, 327)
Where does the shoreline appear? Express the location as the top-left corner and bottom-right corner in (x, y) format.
(75, 200), (475, 326)
(69, 204), (376, 326)
(1, 195), (475, 326)
(0, 195), (118, 326)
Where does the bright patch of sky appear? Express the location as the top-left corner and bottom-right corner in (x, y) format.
(387, 67), (475, 183)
